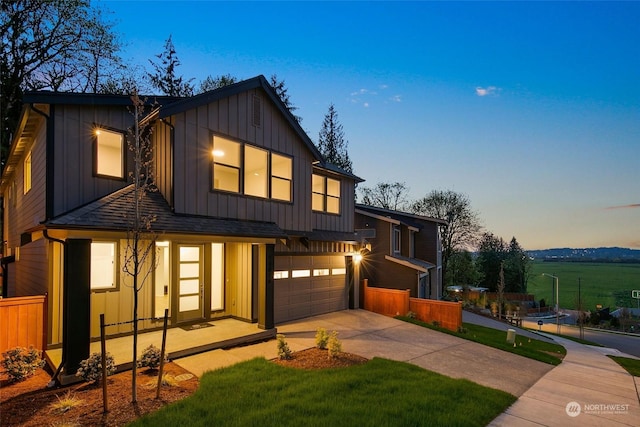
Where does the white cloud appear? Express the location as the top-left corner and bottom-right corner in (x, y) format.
(379, 84), (389, 90)
(475, 86), (498, 97)
(363, 102), (369, 108)
(390, 95), (402, 103)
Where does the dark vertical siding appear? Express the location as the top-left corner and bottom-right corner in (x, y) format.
(52, 104), (134, 217)
(171, 88), (318, 232)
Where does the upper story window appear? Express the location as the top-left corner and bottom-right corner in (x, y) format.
(95, 128), (124, 179)
(393, 226), (401, 254)
(212, 135), (293, 201)
(24, 150), (32, 194)
(312, 174), (340, 214)
(271, 153), (292, 201)
(245, 145), (268, 198)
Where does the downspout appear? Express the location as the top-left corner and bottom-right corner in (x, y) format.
(28, 104), (55, 221)
(159, 118), (175, 211)
(42, 230), (66, 386)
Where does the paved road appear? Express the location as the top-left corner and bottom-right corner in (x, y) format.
(523, 319), (640, 358)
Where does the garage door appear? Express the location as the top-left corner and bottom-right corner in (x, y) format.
(274, 255), (348, 324)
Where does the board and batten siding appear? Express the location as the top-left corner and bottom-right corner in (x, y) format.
(52, 104), (135, 217)
(3, 114), (48, 297)
(169, 88), (316, 232)
(312, 178), (355, 233)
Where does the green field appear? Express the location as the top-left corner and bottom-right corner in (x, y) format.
(527, 261), (640, 311)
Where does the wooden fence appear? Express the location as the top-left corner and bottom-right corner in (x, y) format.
(363, 280), (462, 331)
(0, 295), (47, 358)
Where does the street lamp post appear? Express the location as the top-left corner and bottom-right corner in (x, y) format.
(543, 273), (560, 334)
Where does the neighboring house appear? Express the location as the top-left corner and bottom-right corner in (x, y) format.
(1, 76), (362, 376)
(354, 204), (445, 300)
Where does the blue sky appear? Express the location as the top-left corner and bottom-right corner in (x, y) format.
(100, 1), (640, 250)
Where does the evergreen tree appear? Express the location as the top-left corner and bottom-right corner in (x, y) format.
(147, 35), (194, 97)
(475, 232), (506, 292)
(317, 103), (352, 172)
(269, 74), (301, 122)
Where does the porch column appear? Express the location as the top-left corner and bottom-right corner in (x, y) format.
(259, 244), (275, 330)
(63, 239), (91, 375)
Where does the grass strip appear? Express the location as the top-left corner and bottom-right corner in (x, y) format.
(130, 357), (516, 427)
(398, 317), (566, 365)
(608, 356), (640, 377)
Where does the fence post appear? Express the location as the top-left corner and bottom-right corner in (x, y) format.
(100, 313), (108, 413)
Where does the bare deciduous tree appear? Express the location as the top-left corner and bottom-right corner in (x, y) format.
(358, 182), (410, 211)
(122, 92), (157, 403)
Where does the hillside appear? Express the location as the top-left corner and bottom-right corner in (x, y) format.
(527, 247), (640, 262)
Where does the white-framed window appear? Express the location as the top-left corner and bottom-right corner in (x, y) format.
(95, 128), (124, 178)
(212, 135), (293, 202)
(393, 226), (401, 254)
(24, 151), (32, 194)
(91, 241), (117, 290)
(312, 174), (341, 214)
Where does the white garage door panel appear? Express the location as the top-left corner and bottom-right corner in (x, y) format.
(274, 255), (347, 324)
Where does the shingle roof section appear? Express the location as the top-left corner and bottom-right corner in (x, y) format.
(45, 185), (286, 238)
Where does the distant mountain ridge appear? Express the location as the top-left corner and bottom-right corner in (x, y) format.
(527, 247), (640, 261)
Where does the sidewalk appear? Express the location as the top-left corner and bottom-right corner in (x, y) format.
(489, 334), (640, 426)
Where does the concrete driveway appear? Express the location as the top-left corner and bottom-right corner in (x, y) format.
(176, 309), (554, 397)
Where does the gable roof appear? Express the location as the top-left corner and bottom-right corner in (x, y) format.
(355, 204), (448, 228)
(45, 185), (286, 238)
(158, 75), (324, 163)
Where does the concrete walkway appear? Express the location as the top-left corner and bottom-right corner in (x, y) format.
(175, 309), (552, 396)
(174, 309), (640, 426)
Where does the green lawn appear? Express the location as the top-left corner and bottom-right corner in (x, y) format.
(130, 358), (516, 427)
(398, 317), (566, 365)
(609, 356), (640, 377)
(527, 261), (640, 311)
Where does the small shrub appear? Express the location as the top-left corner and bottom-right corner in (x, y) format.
(49, 391), (83, 414)
(406, 311), (416, 319)
(138, 344), (166, 370)
(276, 334), (292, 360)
(1, 346), (45, 382)
(327, 331), (342, 359)
(315, 328), (329, 349)
(76, 352), (116, 383)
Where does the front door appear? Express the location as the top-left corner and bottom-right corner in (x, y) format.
(177, 245), (204, 322)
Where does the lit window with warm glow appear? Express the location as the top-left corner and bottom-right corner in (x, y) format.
(331, 268), (346, 276)
(244, 145), (268, 198)
(24, 151), (32, 194)
(313, 269), (330, 276)
(291, 269), (311, 278)
(212, 136), (241, 192)
(274, 271), (289, 279)
(95, 129), (124, 178)
(271, 153), (292, 201)
(91, 241), (117, 290)
(311, 174), (341, 214)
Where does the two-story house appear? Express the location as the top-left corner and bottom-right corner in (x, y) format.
(1, 76), (362, 379)
(355, 204), (445, 300)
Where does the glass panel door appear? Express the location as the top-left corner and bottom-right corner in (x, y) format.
(178, 245), (203, 322)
